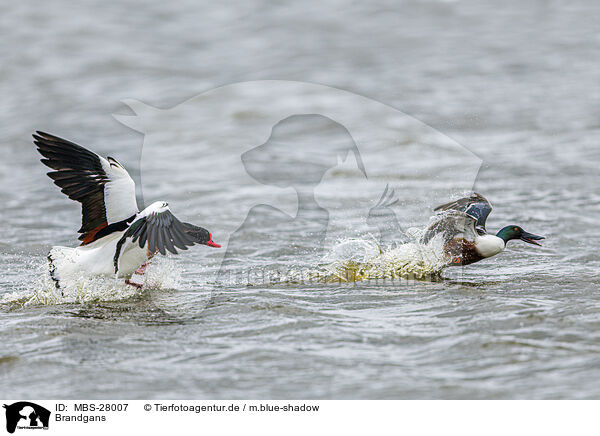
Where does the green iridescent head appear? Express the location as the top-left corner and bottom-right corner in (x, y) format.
(496, 226), (545, 246)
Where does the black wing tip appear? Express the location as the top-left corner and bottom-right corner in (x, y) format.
(33, 131), (55, 142)
(33, 131), (66, 152)
(34, 130), (62, 139)
(32, 131), (89, 153)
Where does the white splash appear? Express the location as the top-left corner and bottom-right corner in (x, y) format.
(1, 256), (181, 307)
(319, 232), (449, 282)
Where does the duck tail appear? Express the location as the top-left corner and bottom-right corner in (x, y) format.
(47, 251), (62, 293)
(47, 246), (76, 296)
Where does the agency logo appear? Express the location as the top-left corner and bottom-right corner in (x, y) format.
(3, 402), (50, 434)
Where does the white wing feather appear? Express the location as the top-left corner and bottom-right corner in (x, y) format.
(100, 157), (139, 223)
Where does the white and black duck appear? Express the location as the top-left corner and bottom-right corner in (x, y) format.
(33, 131), (221, 291)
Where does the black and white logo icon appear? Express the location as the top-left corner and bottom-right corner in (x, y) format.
(3, 402), (50, 434)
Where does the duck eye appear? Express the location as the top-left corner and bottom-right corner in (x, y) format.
(514, 227), (518, 231)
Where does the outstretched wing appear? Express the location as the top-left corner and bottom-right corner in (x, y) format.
(33, 131), (138, 244)
(121, 202), (219, 258)
(421, 210), (478, 245)
(434, 192), (492, 233)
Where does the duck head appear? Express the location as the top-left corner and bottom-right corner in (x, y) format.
(496, 226), (545, 246)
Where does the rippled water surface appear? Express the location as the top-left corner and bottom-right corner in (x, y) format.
(1, 0), (599, 399)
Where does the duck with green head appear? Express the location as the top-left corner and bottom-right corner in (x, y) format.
(421, 193), (544, 266)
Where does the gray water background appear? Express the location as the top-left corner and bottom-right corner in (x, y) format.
(1, 0), (599, 399)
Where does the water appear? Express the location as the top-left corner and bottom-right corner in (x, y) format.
(1, 0), (600, 399)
